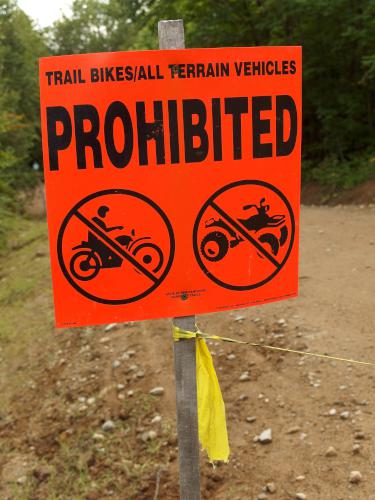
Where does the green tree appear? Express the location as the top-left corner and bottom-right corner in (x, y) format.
(50, 0), (155, 54)
(1, 0), (48, 169)
(49, 0), (375, 164)
(0, 0), (48, 248)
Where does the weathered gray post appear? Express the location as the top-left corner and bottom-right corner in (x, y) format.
(158, 19), (201, 500)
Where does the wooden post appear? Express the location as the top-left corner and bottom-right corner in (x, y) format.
(158, 20), (201, 500)
(171, 315), (200, 500)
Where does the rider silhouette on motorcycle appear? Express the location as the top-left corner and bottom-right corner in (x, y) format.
(92, 205), (124, 233)
(69, 204), (164, 281)
(90, 205), (132, 266)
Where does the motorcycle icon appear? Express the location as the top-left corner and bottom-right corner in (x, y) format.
(200, 198), (288, 262)
(70, 229), (164, 281)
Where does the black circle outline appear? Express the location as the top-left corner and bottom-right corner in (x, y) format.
(132, 242), (164, 273)
(70, 249), (101, 281)
(200, 231), (229, 262)
(57, 189), (175, 304)
(193, 180), (295, 291)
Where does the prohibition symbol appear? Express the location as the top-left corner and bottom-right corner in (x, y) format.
(193, 180), (295, 290)
(57, 189), (175, 304)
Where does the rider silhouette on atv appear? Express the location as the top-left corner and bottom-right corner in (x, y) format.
(238, 198), (284, 232)
(243, 198), (269, 217)
(201, 197), (288, 262)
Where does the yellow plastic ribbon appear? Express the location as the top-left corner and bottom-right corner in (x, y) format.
(173, 326), (230, 463)
(173, 325), (375, 464)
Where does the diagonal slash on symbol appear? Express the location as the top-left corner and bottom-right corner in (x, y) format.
(209, 201), (282, 269)
(73, 210), (158, 283)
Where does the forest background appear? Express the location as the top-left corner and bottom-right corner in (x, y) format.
(0, 0), (374, 250)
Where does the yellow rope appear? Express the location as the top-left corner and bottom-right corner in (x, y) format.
(173, 326), (375, 367)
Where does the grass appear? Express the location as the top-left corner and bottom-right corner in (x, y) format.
(303, 152), (375, 191)
(0, 217), (54, 416)
(0, 223), (174, 499)
(0, 214), (180, 500)
(0, 218), (50, 341)
(23, 399), (172, 499)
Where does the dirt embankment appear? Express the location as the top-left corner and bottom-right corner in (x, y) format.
(23, 179), (375, 221)
(301, 179), (375, 205)
(0, 203), (375, 499)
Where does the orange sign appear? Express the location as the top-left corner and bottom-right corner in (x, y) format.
(39, 47), (302, 328)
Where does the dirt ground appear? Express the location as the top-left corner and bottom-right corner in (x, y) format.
(0, 201), (375, 500)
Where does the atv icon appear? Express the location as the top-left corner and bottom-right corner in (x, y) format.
(200, 198), (288, 262)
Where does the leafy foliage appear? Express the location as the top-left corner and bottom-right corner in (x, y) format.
(0, 0), (374, 250)
(303, 153), (375, 190)
(49, 0), (155, 53)
(0, 0), (47, 249)
(48, 0), (375, 179)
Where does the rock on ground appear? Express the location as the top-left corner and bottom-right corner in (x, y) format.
(259, 428), (272, 444)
